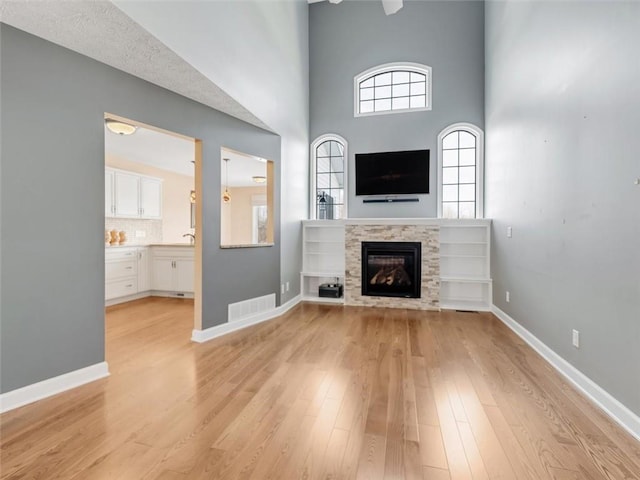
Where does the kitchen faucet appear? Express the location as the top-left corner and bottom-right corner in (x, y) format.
(182, 233), (195, 245)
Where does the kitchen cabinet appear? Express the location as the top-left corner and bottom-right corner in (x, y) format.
(139, 177), (162, 219)
(150, 246), (194, 296)
(137, 247), (150, 293)
(105, 170), (114, 216)
(106, 167), (162, 219)
(114, 171), (140, 218)
(105, 246), (151, 305)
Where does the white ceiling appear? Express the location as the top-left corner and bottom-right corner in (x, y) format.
(221, 148), (269, 188)
(105, 123), (195, 177)
(104, 123), (268, 187)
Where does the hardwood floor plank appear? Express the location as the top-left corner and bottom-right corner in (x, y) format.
(1, 300), (639, 480)
(418, 424), (448, 470)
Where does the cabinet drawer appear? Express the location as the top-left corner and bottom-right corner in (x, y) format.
(105, 248), (137, 261)
(105, 277), (137, 300)
(106, 260), (137, 281)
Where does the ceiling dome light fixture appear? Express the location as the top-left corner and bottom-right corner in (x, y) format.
(252, 176), (267, 184)
(223, 158), (231, 204)
(105, 119), (137, 136)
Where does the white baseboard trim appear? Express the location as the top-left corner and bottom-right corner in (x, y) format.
(0, 362), (110, 414)
(105, 291), (150, 307)
(491, 304), (640, 442)
(150, 290), (194, 299)
(192, 294), (302, 344)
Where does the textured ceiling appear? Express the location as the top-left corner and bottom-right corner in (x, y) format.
(0, 1), (272, 132)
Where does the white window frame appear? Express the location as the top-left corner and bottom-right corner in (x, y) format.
(310, 134), (348, 220)
(437, 122), (484, 218)
(354, 62), (432, 118)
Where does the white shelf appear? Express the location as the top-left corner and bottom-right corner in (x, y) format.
(302, 271), (344, 277)
(304, 240), (345, 243)
(440, 254), (487, 258)
(440, 299), (491, 311)
(440, 241), (487, 245)
(302, 295), (345, 304)
(440, 276), (492, 283)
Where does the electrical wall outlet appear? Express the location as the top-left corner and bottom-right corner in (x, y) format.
(572, 329), (580, 348)
(285, 282), (290, 292)
(506, 291), (510, 303)
(507, 226), (513, 238)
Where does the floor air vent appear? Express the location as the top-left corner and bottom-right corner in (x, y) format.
(228, 293), (276, 322)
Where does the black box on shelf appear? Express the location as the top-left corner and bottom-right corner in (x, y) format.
(319, 283), (343, 298)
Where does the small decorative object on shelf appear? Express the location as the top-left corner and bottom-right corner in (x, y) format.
(109, 229), (119, 246)
(118, 231), (127, 245)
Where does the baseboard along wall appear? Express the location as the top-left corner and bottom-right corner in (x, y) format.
(0, 362), (110, 414)
(491, 304), (640, 442)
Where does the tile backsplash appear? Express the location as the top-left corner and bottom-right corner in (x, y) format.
(105, 218), (162, 245)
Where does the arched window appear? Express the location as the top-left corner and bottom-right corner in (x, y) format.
(437, 123), (484, 219)
(310, 134), (347, 220)
(354, 62), (432, 117)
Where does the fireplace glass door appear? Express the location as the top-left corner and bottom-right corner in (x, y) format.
(361, 241), (421, 298)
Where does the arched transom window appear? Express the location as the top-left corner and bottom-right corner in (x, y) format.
(310, 134), (347, 220)
(437, 123), (484, 219)
(354, 63), (432, 117)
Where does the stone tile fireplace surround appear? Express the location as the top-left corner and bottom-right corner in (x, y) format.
(345, 222), (440, 310)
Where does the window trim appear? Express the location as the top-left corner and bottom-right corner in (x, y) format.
(354, 62), (432, 118)
(310, 133), (348, 220)
(437, 122), (484, 218)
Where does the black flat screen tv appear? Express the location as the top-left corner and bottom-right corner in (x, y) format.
(355, 149), (429, 196)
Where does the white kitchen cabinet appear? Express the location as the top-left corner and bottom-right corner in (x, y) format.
(105, 247), (138, 301)
(114, 171), (140, 218)
(105, 170), (115, 216)
(175, 258), (195, 292)
(140, 177), (162, 219)
(152, 258), (175, 291)
(105, 246), (152, 305)
(105, 167), (163, 219)
(150, 246), (195, 296)
(137, 247), (150, 293)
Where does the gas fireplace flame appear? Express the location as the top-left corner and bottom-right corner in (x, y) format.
(370, 265), (412, 286)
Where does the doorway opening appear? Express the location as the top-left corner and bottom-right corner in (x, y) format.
(104, 113), (202, 343)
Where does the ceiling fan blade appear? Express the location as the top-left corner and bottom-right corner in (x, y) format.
(382, 0), (403, 15)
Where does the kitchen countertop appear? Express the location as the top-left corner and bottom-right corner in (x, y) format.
(106, 243), (194, 248)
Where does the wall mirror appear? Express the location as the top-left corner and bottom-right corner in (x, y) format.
(220, 147), (274, 248)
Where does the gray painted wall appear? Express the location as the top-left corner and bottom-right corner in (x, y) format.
(113, 1), (310, 305)
(0, 24), (281, 393)
(485, 1), (640, 415)
(309, 0), (484, 218)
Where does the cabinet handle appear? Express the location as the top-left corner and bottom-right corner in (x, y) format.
(138, 252), (142, 260)
(125, 284), (133, 288)
(125, 266), (133, 270)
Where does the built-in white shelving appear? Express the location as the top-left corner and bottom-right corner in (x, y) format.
(438, 221), (492, 311)
(300, 219), (492, 310)
(301, 220), (345, 303)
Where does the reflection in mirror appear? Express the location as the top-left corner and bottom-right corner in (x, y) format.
(220, 147), (274, 248)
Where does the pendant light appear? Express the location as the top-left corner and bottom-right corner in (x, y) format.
(223, 158), (231, 203)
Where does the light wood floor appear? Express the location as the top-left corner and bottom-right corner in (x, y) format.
(1, 298), (639, 479)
